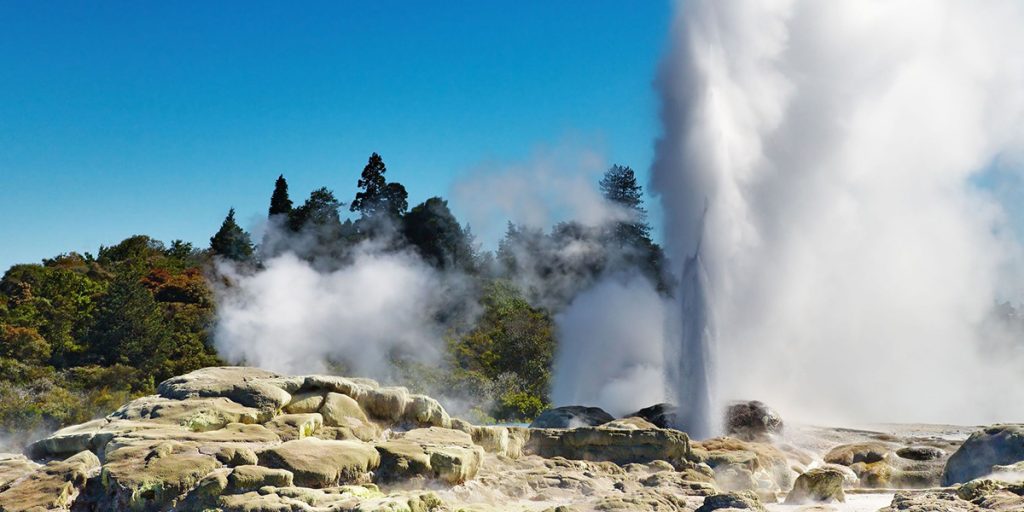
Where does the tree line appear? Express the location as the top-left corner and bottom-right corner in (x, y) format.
(0, 153), (668, 445)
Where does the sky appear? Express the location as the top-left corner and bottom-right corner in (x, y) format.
(0, 1), (672, 271)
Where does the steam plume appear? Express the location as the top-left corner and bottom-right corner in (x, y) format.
(654, 0), (1024, 427)
(214, 247), (452, 377)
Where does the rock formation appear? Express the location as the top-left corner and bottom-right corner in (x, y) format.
(625, 403), (679, 429)
(1, 367), (1023, 511)
(723, 401), (783, 442)
(942, 424), (1024, 486)
(0, 367), (709, 511)
(784, 467), (845, 504)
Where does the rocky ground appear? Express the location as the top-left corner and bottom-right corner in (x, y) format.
(0, 367), (1022, 511)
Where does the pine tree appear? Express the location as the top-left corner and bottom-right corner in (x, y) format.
(209, 208), (255, 262)
(599, 165), (670, 293)
(350, 153), (408, 218)
(269, 174), (293, 217)
(86, 273), (173, 381)
(600, 164), (650, 240)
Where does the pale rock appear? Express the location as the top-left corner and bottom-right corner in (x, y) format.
(257, 438), (381, 488)
(283, 390), (327, 414)
(0, 451), (99, 512)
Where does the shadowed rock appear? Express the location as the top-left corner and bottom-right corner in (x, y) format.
(696, 490), (766, 512)
(625, 403), (679, 429)
(942, 424), (1024, 485)
(257, 438), (380, 488)
(724, 401), (783, 441)
(897, 445), (945, 461)
(530, 406), (615, 429)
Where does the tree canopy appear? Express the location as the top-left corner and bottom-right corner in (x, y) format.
(210, 208), (255, 262)
(350, 153), (408, 219)
(402, 197), (475, 271)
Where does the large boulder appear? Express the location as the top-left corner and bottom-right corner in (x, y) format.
(357, 386), (410, 422)
(402, 394), (452, 428)
(0, 451), (99, 512)
(99, 440), (223, 510)
(942, 424), (1024, 485)
(696, 491), (766, 512)
(897, 445), (946, 461)
(529, 406), (615, 429)
(283, 390), (326, 414)
(320, 391), (369, 426)
(26, 418), (138, 458)
(824, 442), (893, 466)
(376, 427), (484, 484)
(264, 413), (324, 441)
(257, 438), (380, 488)
(226, 465), (294, 493)
(625, 403), (679, 429)
(785, 467), (846, 504)
(108, 395), (270, 431)
(724, 401), (783, 441)
(157, 366), (293, 411)
(525, 425), (691, 467)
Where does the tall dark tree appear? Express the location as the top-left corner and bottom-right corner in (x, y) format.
(600, 165), (650, 240)
(402, 197), (474, 270)
(210, 208), (255, 262)
(599, 164), (670, 293)
(86, 273), (173, 381)
(350, 153), (408, 218)
(268, 174), (293, 217)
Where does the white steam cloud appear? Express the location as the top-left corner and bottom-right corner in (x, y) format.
(215, 144), (650, 413)
(214, 248), (449, 377)
(551, 273), (673, 417)
(654, 0), (1024, 427)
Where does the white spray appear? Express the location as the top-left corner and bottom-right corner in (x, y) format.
(653, 0), (1024, 429)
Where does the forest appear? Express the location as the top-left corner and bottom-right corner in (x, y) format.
(0, 154), (670, 448)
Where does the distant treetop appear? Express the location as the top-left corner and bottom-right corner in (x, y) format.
(269, 174), (293, 217)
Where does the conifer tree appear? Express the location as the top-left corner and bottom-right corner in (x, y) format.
(268, 174), (293, 217)
(600, 164), (650, 240)
(209, 208), (255, 262)
(350, 153), (408, 218)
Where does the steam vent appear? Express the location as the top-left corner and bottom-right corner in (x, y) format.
(0, 367), (1019, 511)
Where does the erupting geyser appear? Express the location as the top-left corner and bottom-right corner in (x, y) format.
(653, 0), (1024, 430)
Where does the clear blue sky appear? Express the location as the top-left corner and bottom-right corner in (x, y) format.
(0, 1), (672, 271)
